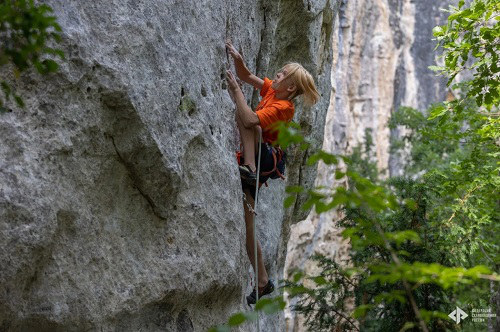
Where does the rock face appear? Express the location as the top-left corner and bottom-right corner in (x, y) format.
(0, 0), (337, 331)
(284, 0), (450, 330)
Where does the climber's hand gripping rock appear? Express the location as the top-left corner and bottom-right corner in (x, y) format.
(226, 70), (240, 93)
(225, 40), (242, 61)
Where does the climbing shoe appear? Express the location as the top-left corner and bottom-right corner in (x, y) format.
(239, 164), (257, 183)
(246, 279), (275, 306)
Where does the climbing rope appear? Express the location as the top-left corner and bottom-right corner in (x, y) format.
(253, 132), (262, 332)
(224, 38), (262, 330)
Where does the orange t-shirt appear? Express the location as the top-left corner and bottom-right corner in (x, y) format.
(255, 77), (295, 144)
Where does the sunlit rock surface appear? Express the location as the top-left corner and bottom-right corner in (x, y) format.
(0, 0), (337, 331)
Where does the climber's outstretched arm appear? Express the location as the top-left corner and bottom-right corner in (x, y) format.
(226, 70), (259, 128)
(226, 40), (264, 90)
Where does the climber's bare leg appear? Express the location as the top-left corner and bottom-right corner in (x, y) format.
(236, 113), (260, 173)
(243, 187), (269, 289)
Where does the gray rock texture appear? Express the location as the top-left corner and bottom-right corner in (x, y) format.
(284, 0), (451, 330)
(0, 0), (337, 331)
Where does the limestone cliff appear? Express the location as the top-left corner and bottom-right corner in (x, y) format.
(284, 0), (451, 330)
(0, 0), (337, 331)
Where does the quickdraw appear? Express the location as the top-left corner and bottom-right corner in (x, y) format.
(242, 192), (257, 215)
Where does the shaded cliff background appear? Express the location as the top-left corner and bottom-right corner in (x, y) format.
(0, 0), (462, 331)
(284, 0), (452, 330)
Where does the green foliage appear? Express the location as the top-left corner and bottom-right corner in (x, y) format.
(390, 103), (500, 267)
(285, 141), (498, 331)
(283, 258), (359, 331)
(274, 120), (310, 150)
(347, 128), (380, 181)
(208, 296), (286, 331)
(432, 0), (499, 109)
(0, 0), (64, 111)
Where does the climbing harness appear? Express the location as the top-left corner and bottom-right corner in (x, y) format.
(260, 144), (286, 181)
(236, 143), (286, 187)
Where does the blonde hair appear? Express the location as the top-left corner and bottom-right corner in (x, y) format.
(281, 62), (320, 107)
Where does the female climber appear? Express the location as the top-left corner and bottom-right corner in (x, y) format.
(225, 40), (320, 305)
